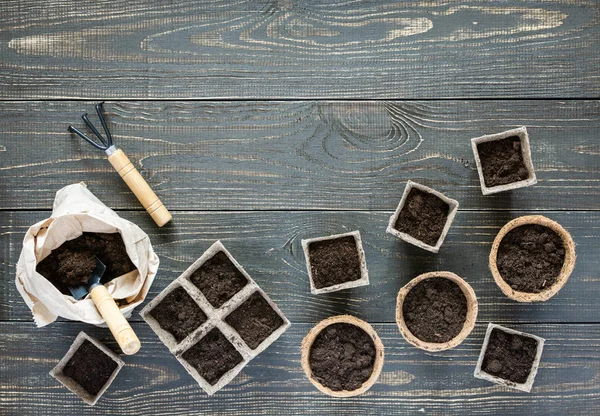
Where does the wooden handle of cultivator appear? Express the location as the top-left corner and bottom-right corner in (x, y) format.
(90, 284), (141, 355)
(107, 148), (172, 227)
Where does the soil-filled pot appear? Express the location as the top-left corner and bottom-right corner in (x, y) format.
(141, 240), (290, 395)
(50, 331), (124, 405)
(489, 215), (576, 302)
(301, 315), (384, 397)
(474, 323), (545, 392)
(471, 127), (537, 195)
(386, 181), (459, 253)
(301, 231), (369, 295)
(396, 271), (478, 352)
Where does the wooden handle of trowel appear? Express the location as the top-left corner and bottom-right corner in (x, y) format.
(90, 284), (141, 355)
(107, 148), (172, 227)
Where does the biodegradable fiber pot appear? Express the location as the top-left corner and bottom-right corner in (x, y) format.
(489, 215), (576, 302)
(471, 126), (537, 195)
(386, 180), (459, 253)
(396, 271), (478, 352)
(50, 331), (124, 406)
(140, 240), (290, 395)
(474, 323), (545, 393)
(301, 315), (384, 397)
(301, 230), (369, 295)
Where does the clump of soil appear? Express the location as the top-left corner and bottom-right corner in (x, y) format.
(309, 323), (376, 391)
(497, 224), (565, 293)
(394, 188), (449, 246)
(225, 291), (284, 349)
(402, 277), (467, 343)
(181, 328), (243, 386)
(477, 136), (529, 187)
(308, 236), (362, 289)
(149, 286), (208, 343)
(37, 232), (135, 294)
(62, 340), (118, 396)
(190, 251), (248, 308)
(482, 328), (538, 384)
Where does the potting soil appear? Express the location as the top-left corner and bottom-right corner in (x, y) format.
(497, 224), (565, 293)
(477, 136), (529, 187)
(181, 328), (243, 385)
(62, 340), (118, 396)
(402, 277), (467, 343)
(149, 286), (208, 343)
(190, 251), (248, 308)
(308, 236), (362, 289)
(224, 291), (284, 349)
(394, 188), (449, 246)
(482, 328), (538, 384)
(36, 232), (135, 294)
(309, 323), (376, 391)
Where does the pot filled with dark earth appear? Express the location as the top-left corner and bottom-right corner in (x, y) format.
(301, 315), (384, 397)
(489, 215), (576, 302)
(474, 323), (545, 392)
(396, 271), (478, 352)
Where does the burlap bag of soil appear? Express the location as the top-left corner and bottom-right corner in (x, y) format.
(396, 271), (478, 352)
(301, 315), (384, 398)
(489, 215), (576, 302)
(15, 183), (159, 326)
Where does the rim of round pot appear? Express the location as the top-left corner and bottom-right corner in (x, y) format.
(489, 215), (576, 302)
(396, 271), (478, 352)
(301, 314), (384, 398)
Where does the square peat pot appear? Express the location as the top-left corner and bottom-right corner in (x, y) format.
(386, 181), (459, 253)
(49, 332), (124, 406)
(301, 230), (369, 295)
(471, 126), (537, 195)
(141, 241), (290, 395)
(474, 323), (545, 393)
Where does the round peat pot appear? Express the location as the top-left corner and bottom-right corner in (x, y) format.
(301, 315), (384, 397)
(489, 215), (576, 302)
(396, 271), (478, 352)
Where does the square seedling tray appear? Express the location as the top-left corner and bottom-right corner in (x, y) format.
(386, 181), (459, 253)
(141, 241), (290, 395)
(474, 323), (545, 392)
(301, 230), (369, 295)
(49, 331), (124, 406)
(471, 126), (537, 195)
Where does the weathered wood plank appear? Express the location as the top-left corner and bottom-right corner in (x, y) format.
(2, 210), (599, 324)
(0, 1), (598, 99)
(1, 321), (598, 415)
(0, 100), (598, 211)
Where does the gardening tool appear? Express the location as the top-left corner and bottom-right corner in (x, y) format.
(68, 102), (172, 227)
(69, 258), (141, 355)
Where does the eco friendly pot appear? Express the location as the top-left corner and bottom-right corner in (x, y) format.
(474, 323), (545, 393)
(141, 241), (290, 395)
(489, 215), (576, 302)
(49, 331), (124, 406)
(301, 315), (384, 397)
(301, 230), (369, 294)
(471, 126), (537, 195)
(396, 271), (478, 352)
(386, 180), (459, 253)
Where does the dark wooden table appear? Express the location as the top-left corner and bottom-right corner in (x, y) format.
(1, 1), (599, 415)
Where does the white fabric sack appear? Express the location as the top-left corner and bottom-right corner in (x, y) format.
(15, 183), (159, 327)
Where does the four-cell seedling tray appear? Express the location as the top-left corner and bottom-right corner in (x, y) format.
(141, 240), (290, 395)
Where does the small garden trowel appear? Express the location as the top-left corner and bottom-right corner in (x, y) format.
(69, 258), (141, 355)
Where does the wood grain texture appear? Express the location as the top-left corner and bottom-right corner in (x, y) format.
(0, 0), (598, 99)
(1, 321), (599, 415)
(0, 100), (599, 211)
(2, 210), (599, 324)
